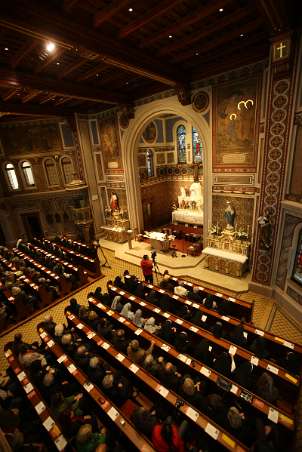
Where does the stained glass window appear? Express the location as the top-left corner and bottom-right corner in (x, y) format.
(146, 149), (154, 177)
(5, 163), (19, 190)
(177, 125), (186, 163)
(292, 229), (302, 286)
(192, 127), (202, 163)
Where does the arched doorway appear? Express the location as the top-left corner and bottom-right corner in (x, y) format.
(121, 96), (212, 243)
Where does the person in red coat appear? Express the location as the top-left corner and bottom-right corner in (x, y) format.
(140, 255), (153, 284)
(152, 418), (185, 452)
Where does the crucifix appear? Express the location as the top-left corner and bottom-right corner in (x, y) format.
(276, 41), (286, 58)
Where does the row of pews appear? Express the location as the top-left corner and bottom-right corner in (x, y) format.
(4, 272), (302, 450)
(0, 237), (101, 331)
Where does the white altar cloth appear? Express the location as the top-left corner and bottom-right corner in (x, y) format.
(202, 247), (247, 264)
(144, 231), (174, 252)
(172, 209), (203, 225)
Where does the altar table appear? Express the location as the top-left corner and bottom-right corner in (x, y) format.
(172, 209), (203, 225)
(202, 246), (248, 277)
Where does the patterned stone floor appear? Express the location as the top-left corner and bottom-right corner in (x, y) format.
(1, 248), (302, 371)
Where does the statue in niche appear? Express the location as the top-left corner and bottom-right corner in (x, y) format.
(224, 201), (236, 231)
(110, 192), (119, 212)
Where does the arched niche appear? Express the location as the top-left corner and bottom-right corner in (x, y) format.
(121, 95), (212, 240)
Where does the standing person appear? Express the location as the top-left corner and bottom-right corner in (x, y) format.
(140, 255), (153, 283)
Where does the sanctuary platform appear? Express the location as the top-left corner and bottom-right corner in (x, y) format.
(99, 238), (250, 293)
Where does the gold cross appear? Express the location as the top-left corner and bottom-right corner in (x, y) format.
(276, 41), (286, 58)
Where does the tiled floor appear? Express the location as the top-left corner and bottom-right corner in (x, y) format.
(1, 248), (302, 372)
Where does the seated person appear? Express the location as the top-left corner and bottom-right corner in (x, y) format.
(174, 282), (188, 298)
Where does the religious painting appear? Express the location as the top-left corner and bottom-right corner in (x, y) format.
(142, 121), (157, 143)
(0, 122), (61, 155)
(98, 116), (121, 169)
(213, 77), (259, 170)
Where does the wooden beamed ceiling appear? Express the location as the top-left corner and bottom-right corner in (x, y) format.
(0, 0), (294, 119)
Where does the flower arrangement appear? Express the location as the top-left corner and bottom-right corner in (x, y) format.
(209, 225), (221, 235)
(234, 229), (249, 240)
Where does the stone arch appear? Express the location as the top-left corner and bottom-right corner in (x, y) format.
(121, 95), (212, 239)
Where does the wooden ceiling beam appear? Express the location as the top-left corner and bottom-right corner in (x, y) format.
(58, 58), (89, 79)
(63, 0), (80, 13)
(159, 7), (250, 56)
(0, 66), (127, 104)
(11, 39), (39, 69)
(0, 100), (77, 116)
(2, 87), (19, 101)
(141, 0), (232, 48)
(119, 0), (183, 38)
(54, 96), (72, 106)
(22, 89), (42, 103)
(173, 18), (264, 63)
(94, 0), (130, 28)
(189, 32), (268, 70)
(76, 63), (109, 81)
(192, 48), (267, 79)
(0, 0), (183, 87)
(255, 0), (288, 33)
(35, 47), (66, 73)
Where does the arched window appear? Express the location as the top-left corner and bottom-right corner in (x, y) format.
(177, 125), (186, 163)
(292, 229), (302, 286)
(192, 127), (203, 163)
(21, 161), (35, 186)
(146, 149), (154, 177)
(61, 156), (74, 184)
(44, 158), (59, 186)
(5, 163), (19, 190)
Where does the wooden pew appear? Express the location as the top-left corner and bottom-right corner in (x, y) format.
(139, 279), (302, 372)
(0, 254), (51, 307)
(108, 285), (300, 406)
(167, 276), (254, 321)
(27, 242), (87, 286)
(37, 238), (100, 276)
(88, 296), (295, 432)
(56, 237), (97, 259)
(13, 249), (70, 295)
(4, 346), (68, 451)
(37, 326), (156, 452)
(65, 309), (249, 451)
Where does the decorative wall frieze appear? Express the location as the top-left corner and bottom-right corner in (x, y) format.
(253, 33), (296, 286)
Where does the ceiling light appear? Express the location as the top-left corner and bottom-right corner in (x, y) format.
(219, 8), (223, 12)
(125, 81), (129, 85)
(46, 41), (56, 53)
(168, 35), (173, 39)
(56, 61), (60, 65)
(195, 51), (199, 56)
(240, 33), (244, 37)
(4, 47), (9, 51)
(128, 7), (133, 12)
(96, 73), (99, 77)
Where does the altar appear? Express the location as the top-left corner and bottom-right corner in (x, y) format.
(144, 231), (174, 252)
(202, 246), (249, 277)
(172, 209), (203, 225)
(172, 179), (203, 226)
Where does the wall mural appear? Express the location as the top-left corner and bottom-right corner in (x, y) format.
(98, 116), (121, 169)
(213, 77), (259, 170)
(142, 121), (157, 143)
(0, 122), (61, 154)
